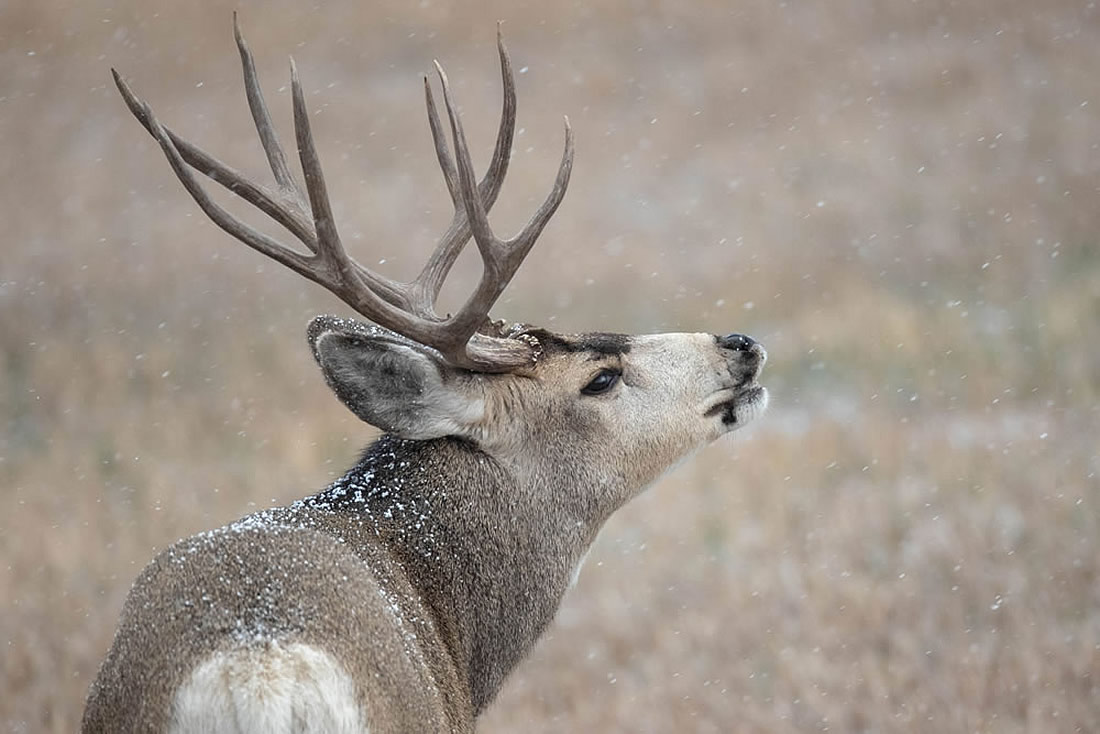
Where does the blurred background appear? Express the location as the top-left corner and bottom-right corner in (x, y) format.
(2, 0), (1098, 731)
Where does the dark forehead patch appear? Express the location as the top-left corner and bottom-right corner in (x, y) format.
(522, 329), (632, 357)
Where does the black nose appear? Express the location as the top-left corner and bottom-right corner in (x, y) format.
(718, 333), (757, 352)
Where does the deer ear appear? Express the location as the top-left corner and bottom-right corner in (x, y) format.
(307, 316), (485, 439)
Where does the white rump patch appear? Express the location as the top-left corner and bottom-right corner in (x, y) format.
(170, 642), (368, 734)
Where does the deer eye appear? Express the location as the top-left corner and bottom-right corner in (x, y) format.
(581, 368), (621, 396)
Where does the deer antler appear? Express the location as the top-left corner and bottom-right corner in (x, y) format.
(111, 15), (573, 371)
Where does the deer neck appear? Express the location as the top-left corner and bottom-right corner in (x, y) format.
(306, 434), (618, 714)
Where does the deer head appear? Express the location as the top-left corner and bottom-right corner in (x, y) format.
(111, 16), (768, 507)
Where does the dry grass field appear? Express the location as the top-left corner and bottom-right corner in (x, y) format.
(2, 0), (1098, 731)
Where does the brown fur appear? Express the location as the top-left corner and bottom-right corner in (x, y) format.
(83, 324), (767, 732)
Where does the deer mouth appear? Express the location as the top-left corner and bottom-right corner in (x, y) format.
(705, 383), (768, 427)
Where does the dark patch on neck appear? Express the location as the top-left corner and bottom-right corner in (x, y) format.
(521, 328), (631, 358)
(305, 435), (481, 512)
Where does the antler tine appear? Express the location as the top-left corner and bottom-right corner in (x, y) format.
(288, 59), (345, 273)
(434, 63), (498, 268)
(430, 60), (574, 344)
(423, 77), (460, 206)
(481, 24), (519, 207)
(114, 74), (316, 279)
(287, 58), (412, 307)
(410, 27), (519, 312)
(505, 117), (573, 265)
(233, 12), (304, 207)
(111, 69), (315, 247)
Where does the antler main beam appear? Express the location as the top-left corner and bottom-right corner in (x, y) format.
(111, 14), (573, 371)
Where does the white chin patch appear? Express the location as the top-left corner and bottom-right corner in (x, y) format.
(731, 385), (768, 428)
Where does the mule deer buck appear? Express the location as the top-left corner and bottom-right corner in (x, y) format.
(86, 17), (768, 733)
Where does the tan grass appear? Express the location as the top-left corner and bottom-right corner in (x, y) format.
(2, 0), (1098, 731)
